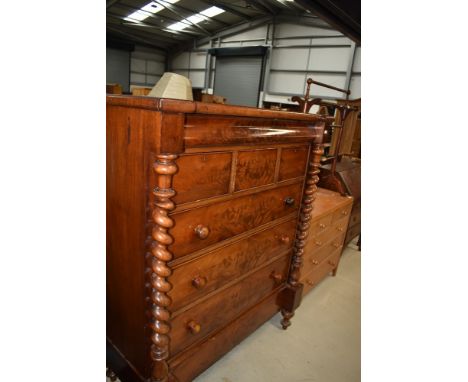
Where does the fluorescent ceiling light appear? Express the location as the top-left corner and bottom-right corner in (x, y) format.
(124, 0), (179, 23)
(167, 6), (225, 31)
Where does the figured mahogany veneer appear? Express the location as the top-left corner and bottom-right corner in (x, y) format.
(107, 95), (325, 382)
(299, 188), (353, 296)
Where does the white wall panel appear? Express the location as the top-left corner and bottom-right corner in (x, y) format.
(189, 71), (205, 88)
(146, 75), (161, 86)
(147, 61), (164, 75)
(274, 23), (337, 37)
(270, 48), (309, 70)
(268, 72), (306, 94)
(306, 73), (347, 97)
(353, 47), (361, 72)
(172, 52), (189, 69)
(173, 70), (189, 78)
(130, 73), (146, 84)
(349, 75), (361, 98)
(308, 47), (349, 71)
(222, 25), (268, 41)
(273, 38), (310, 45)
(312, 36), (351, 45)
(131, 58), (146, 73)
(190, 52), (207, 69)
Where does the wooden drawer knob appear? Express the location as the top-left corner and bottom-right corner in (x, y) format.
(312, 259), (319, 265)
(315, 240), (322, 246)
(341, 210), (348, 216)
(284, 197), (295, 207)
(319, 223), (326, 229)
(187, 320), (201, 334)
(194, 224), (210, 239)
(306, 280), (315, 286)
(279, 235), (290, 245)
(336, 227), (344, 232)
(191, 276), (207, 290)
(270, 271), (283, 284)
(328, 260), (336, 266)
(332, 243), (340, 248)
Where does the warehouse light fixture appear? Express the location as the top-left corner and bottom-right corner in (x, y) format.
(167, 6), (225, 31)
(124, 0), (180, 23)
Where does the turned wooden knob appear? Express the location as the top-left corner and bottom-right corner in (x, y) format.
(333, 243), (340, 248)
(315, 240), (322, 246)
(187, 320), (201, 334)
(306, 280), (314, 286)
(194, 224), (210, 239)
(312, 259), (319, 265)
(319, 223), (326, 229)
(341, 210), (348, 216)
(270, 271), (283, 284)
(284, 197), (295, 206)
(328, 260), (336, 266)
(192, 275), (207, 289)
(336, 227), (344, 232)
(279, 235), (290, 245)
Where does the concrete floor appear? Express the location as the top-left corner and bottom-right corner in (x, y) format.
(108, 241), (361, 382)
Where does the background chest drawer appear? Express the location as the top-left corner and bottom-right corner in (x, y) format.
(169, 183), (302, 259)
(169, 255), (291, 356)
(332, 203), (353, 224)
(302, 235), (344, 276)
(168, 219), (296, 311)
(301, 248), (341, 294)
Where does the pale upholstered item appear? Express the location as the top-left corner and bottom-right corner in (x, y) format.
(147, 72), (193, 101)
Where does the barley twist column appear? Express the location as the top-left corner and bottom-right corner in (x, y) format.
(281, 143), (323, 329)
(147, 153), (178, 382)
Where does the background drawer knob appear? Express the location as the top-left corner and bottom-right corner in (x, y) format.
(312, 259), (319, 265)
(187, 320), (201, 334)
(192, 276), (208, 290)
(306, 280), (315, 286)
(328, 260), (336, 266)
(194, 224), (210, 239)
(284, 197), (295, 206)
(270, 271), (283, 284)
(315, 241), (322, 246)
(319, 223), (326, 229)
(341, 210), (348, 216)
(333, 243), (340, 248)
(336, 227), (344, 232)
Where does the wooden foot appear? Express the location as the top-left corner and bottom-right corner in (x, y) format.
(280, 309), (294, 330)
(106, 367), (118, 382)
(332, 267), (338, 277)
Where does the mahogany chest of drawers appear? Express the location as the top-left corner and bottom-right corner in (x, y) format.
(106, 96), (325, 381)
(300, 188), (353, 295)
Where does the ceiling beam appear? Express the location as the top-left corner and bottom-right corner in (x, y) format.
(293, 0), (360, 43)
(248, 0), (278, 15)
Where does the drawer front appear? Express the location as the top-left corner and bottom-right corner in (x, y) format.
(301, 248), (341, 294)
(333, 216), (348, 236)
(309, 213), (333, 236)
(169, 219), (296, 311)
(235, 148), (277, 191)
(169, 255), (290, 356)
(278, 146), (309, 181)
(305, 224), (341, 254)
(331, 203), (353, 224)
(170, 183), (302, 259)
(302, 235), (344, 276)
(173, 152), (232, 204)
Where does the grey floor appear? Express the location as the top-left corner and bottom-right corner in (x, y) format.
(108, 240), (361, 382)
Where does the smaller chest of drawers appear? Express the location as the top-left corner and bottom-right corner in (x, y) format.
(300, 188), (353, 295)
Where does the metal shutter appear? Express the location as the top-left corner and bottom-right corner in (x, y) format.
(214, 56), (263, 107)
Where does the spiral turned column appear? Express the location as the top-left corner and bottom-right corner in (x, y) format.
(146, 153), (178, 382)
(281, 143), (323, 329)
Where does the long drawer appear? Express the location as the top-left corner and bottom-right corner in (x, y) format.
(169, 219), (296, 312)
(302, 237), (344, 277)
(169, 183), (302, 259)
(301, 248), (341, 294)
(169, 254), (291, 356)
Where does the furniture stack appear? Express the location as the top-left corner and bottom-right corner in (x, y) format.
(107, 96), (325, 381)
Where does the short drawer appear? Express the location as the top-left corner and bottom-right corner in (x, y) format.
(169, 255), (290, 356)
(331, 203), (353, 224)
(278, 146), (309, 181)
(301, 248), (341, 295)
(234, 148), (277, 190)
(169, 182), (302, 259)
(173, 152), (232, 204)
(309, 213), (333, 236)
(302, 234), (344, 276)
(169, 219), (296, 311)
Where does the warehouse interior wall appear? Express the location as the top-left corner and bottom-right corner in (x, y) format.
(106, 45), (167, 92)
(169, 22), (361, 106)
